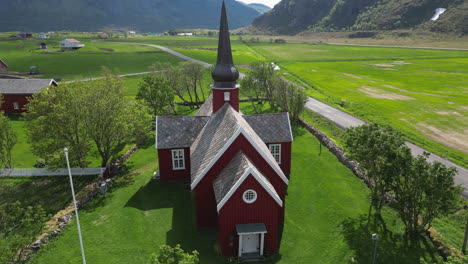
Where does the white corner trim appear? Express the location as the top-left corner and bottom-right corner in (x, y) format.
(216, 167), (283, 212)
(191, 127), (289, 190)
(287, 112), (294, 142)
(191, 128), (243, 189)
(155, 116), (159, 149)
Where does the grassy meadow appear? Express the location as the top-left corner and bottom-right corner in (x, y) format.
(29, 104), (441, 263)
(168, 40), (467, 166)
(0, 37), (183, 81)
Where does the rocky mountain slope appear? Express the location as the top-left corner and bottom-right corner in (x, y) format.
(247, 3), (272, 14)
(252, 0), (467, 35)
(0, 0), (261, 32)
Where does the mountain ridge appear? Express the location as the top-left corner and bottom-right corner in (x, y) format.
(0, 0), (261, 32)
(252, 0), (467, 35)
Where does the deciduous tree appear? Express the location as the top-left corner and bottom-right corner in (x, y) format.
(345, 124), (407, 216)
(0, 113), (16, 169)
(82, 70), (152, 167)
(25, 82), (91, 168)
(149, 244), (199, 264)
(392, 152), (462, 235)
(0, 201), (48, 263)
(25, 69), (151, 168)
(137, 73), (176, 117)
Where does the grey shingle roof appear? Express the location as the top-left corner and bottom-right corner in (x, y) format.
(195, 94), (213, 116)
(156, 116), (210, 149)
(0, 79), (56, 94)
(213, 151), (278, 205)
(190, 103), (287, 186)
(244, 113), (292, 143)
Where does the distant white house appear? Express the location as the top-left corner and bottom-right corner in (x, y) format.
(127, 31), (136, 35)
(36, 33), (50, 39)
(177, 32), (193, 36)
(60, 38), (85, 50)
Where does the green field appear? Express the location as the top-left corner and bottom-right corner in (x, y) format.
(0, 38), (183, 80)
(29, 109), (440, 263)
(251, 43), (468, 166)
(167, 41), (467, 166)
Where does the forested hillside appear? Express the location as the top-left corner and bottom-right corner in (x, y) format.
(0, 0), (260, 32)
(252, 0), (467, 35)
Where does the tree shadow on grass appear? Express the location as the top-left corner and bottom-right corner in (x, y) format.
(341, 214), (439, 264)
(125, 180), (226, 263)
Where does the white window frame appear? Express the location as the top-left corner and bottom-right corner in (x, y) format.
(269, 144), (281, 164)
(224, 92), (230, 101)
(243, 189), (257, 204)
(13, 102), (19, 110)
(171, 149), (185, 170)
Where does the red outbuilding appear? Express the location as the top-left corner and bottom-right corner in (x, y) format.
(155, 2), (293, 261)
(0, 59), (8, 73)
(0, 79), (57, 114)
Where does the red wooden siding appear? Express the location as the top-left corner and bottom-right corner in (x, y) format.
(1, 94), (30, 114)
(212, 88), (239, 113)
(158, 148), (191, 182)
(268, 142), (292, 176)
(0, 63), (7, 73)
(194, 134), (288, 228)
(218, 175), (280, 256)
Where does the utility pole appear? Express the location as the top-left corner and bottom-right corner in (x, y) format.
(64, 148), (87, 264)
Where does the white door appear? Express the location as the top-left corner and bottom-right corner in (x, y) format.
(242, 234), (260, 254)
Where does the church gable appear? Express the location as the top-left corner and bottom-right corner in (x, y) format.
(213, 151), (282, 213)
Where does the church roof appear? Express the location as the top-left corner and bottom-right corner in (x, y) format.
(213, 151), (282, 212)
(156, 116), (210, 149)
(190, 103), (288, 189)
(195, 94), (213, 116)
(244, 113), (293, 143)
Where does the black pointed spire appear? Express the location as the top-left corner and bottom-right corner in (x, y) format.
(211, 1), (239, 89)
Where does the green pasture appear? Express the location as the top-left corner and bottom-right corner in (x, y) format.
(28, 103), (440, 264)
(246, 43), (468, 166)
(0, 39), (182, 80)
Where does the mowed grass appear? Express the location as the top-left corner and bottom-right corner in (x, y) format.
(0, 39), (183, 80)
(29, 107), (439, 264)
(249, 43), (468, 166)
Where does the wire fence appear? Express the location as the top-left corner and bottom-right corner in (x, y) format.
(0, 167), (106, 177)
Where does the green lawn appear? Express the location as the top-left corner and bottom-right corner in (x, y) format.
(0, 175), (96, 215)
(29, 104), (439, 264)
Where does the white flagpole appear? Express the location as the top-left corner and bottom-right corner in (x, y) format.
(64, 148), (87, 264)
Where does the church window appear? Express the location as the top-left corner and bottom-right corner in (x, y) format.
(172, 149), (185, 170)
(269, 144), (281, 164)
(243, 189), (257, 204)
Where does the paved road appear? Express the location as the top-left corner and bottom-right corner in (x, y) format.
(307, 97), (468, 197)
(122, 41), (468, 196)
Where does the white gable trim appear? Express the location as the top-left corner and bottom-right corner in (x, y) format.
(155, 116), (159, 149)
(191, 127), (289, 190)
(48, 79), (58, 86)
(217, 168), (283, 212)
(240, 127), (289, 184)
(287, 112), (294, 142)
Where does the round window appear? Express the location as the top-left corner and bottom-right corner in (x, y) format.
(243, 189), (257, 204)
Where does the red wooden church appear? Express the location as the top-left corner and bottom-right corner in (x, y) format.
(156, 2), (293, 260)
